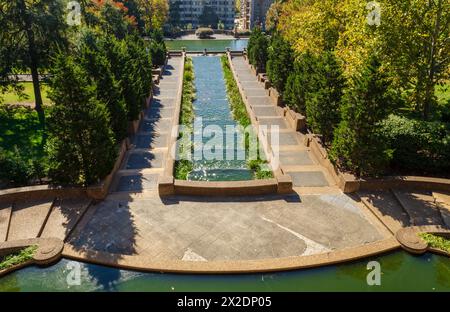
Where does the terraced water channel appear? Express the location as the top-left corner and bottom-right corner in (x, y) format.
(186, 56), (254, 181)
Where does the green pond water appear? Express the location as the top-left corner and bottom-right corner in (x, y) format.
(187, 56), (253, 181)
(0, 252), (448, 292)
(165, 39), (248, 52)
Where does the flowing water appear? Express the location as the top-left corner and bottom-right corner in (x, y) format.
(0, 252), (448, 292)
(187, 56), (253, 181)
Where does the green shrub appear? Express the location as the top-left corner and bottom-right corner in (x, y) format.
(247, 28), (269, 72)
(149, 41), (167, 66)
(0, 147), (32, 187)
(0, 245), (37, 270)
(330, 56), (398, 176)
(175, 57), (195, 180)
(420, 233), (450, 253)
(47, 54), (117, 186)
(378, 114), (450, 174)
(195, 27), (214, 39)
(266, 33), (293, 93)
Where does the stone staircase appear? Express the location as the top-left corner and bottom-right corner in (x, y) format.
(0, 196), (92, 243)
(109, 56), (184, 195)
(358, 189), (450, 234)
(230, 56), (336, 189)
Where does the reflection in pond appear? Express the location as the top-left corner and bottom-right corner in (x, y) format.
(0, 252), (448, 292)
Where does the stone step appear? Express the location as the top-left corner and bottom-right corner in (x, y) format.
(358, 190), (411, 233)
(285, 170), (331, 188)
(0, 202), (13, 242)
(432, 192), (450, 227)
(392, 189), (445, 226)
(40, 197), (92, 241)
(7, 197), (55, 241)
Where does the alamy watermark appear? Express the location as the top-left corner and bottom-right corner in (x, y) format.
(366, 1), (382, 26)
(67, 1), (81, 26)
(366, 261), (381, 286)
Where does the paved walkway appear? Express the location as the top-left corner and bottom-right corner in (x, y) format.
(66, 192), (386, 261)
(230, 56), (336, 190)
(110, 56), (184, 194)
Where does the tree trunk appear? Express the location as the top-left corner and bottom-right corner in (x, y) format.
(18, 0), (44, 120)
(423, 0), (443, 120)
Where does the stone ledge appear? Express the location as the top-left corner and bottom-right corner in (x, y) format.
(62, 238), (400, 274)
(396, 226), (450, 256)
(0, 237), (64, 277)
(173, 179), (279, 196)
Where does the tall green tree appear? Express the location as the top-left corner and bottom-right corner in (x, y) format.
(330, 56), (398, 176)
(77, 30), (129, 141)
(377, 0), (450, 119)
(305, 51), (345, 144)
(266, 33), (293, 93)
(247, 28), (269, 72)
(46, 54), (117, 186)
(0, 0), (68, 117)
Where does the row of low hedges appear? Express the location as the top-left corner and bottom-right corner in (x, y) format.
(221, 55), (273, 179)
(174, 57), (195, 180)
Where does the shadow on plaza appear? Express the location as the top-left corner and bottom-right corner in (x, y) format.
(67, 193), (139, 290)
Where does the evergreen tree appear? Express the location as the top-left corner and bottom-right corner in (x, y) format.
(330, 56), (398, 176)
(305, 51), (345, 143)
(247, 28), (269, 72)
(78, 31), (128, 141)
(46, 54), (117, 186)
(266, 33), (294, 93)
(283, 53), (316, 115)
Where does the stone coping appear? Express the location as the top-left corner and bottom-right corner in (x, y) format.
(0, 237), (64, 277)
(62, 238), (400, 274)
(174, 179), (278, 196)
(396, 226), (450, 256)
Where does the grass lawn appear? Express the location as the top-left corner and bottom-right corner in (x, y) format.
(0, 82), (51, 105)
(0, 105), (48, 159)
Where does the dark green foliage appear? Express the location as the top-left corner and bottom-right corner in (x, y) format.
(305, 52), (345, 143)
(46, 54), (117, 186)
(78, 31), (128, 141)
(100, 34), (152, 121)
(247, 28), (269, 72)
(378, 114), (450, 175)
(0, 147), (44, 187)
(266, 33), (294, 93)
(149, 41), (167, 66)
(283, 57), (312, 115)
(330, 56), (398, 176)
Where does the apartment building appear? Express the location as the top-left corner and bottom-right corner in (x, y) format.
(169, 0), (236, 29)
(241, 0), (273, 30)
